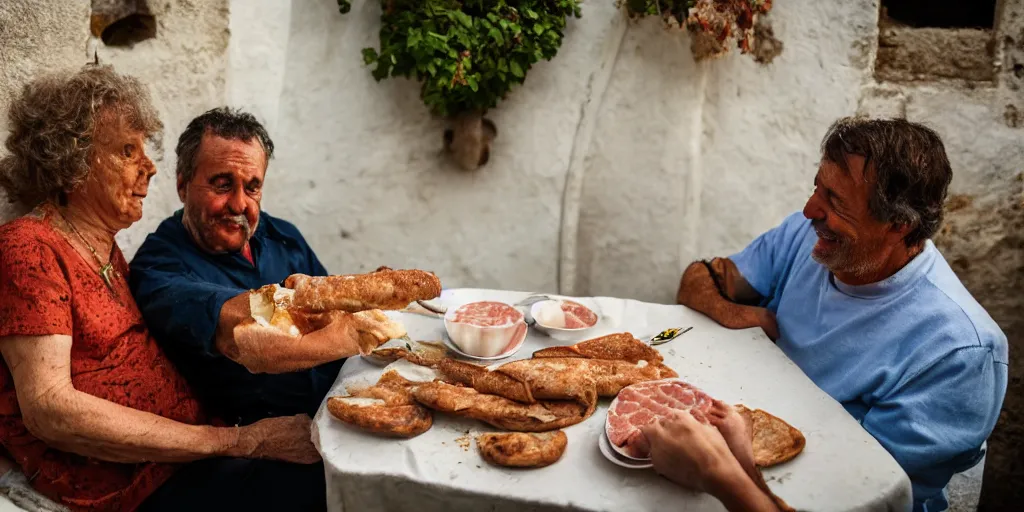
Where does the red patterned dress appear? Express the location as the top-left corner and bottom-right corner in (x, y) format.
(0, 207), (205, 511)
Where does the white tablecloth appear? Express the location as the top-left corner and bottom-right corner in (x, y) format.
(313, 289), (912, 512)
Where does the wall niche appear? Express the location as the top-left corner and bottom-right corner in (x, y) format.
(875, 0), (997, 83)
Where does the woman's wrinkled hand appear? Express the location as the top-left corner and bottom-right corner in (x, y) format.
(236, 414), (321, 464)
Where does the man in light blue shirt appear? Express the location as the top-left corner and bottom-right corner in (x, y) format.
(668, 117), (1008, 512)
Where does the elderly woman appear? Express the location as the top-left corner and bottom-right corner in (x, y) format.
(0, 66), (325, 512)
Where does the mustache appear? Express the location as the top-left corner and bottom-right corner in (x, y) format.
(812, 221), (841, 242)
(219, 214), (252, 237)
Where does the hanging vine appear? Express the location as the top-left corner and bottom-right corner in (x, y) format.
(341, 0), (582, 170)
(619, 0), (774, 61)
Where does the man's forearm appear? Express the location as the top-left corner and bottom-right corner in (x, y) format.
(677, 262), (766, 330)
(25, 386), (250, 464)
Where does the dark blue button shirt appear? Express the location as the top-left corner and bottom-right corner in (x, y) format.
(129, 209), (341, 425)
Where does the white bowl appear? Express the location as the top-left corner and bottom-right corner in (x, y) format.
(442, 325), (527, 361)
(529, 299), (599, 342)
(444, 301), (526, 358)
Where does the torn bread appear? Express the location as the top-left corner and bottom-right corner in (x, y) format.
(285, 267), (442, 313)
(412, 381), (592, 432)
(369, 340), (448, 368)
(236, 284), (406, 354)
(735, 404), (806, 467)
(326, 364), (438, 438)
(477, 431), (568, 468)
(434, 357), (672, 409)
(326, 397), (432, 438)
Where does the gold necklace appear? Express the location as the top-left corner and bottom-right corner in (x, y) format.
(58, 210), (119, 294)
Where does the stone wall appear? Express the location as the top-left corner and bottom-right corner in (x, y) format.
(0, 0), (90, 221)
(0, 0), (229, 256)
(858, 0), (1024, 505)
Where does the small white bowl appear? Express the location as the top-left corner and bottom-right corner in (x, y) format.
(529, 299), (599, 342)
(444, 301), (526, 358)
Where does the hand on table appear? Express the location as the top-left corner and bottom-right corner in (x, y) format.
(236, 414), (321, 464)
(639, 408), (747, 494)
(757, 309), (779, 342)
(640, 407), (783, 512)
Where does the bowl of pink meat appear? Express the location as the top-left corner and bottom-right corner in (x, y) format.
(529, 298), (599, 342)
(444, 301), (528, 358)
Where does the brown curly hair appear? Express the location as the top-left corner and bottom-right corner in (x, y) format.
(0, 64), (163, 207)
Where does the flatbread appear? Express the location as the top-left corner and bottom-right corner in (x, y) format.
(477, 431), (568, 468)
(736, 405), (806, 467)
(412, 381), (592, 432)
(326, 368), (434, 438)
(326, 397), (432, 438)
(433, 357), (672, 411)
(532, 333), (663, 364)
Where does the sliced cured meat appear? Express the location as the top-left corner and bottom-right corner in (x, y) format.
(606, 379), (714, 459)
(450, 301), (523, 327)
(560, 300), (597, 329)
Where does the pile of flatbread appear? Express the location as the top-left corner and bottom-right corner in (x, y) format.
(327, 333), (806, 470)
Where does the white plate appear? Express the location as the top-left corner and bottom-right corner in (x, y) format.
(605, 393), (654, 462)
(598, 430), (652, 469)
(441, 326), (527, 361)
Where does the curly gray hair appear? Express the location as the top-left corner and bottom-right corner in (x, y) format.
(0, 64), (163, 207)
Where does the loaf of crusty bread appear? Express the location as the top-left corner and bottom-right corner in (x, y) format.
(285, 267), (441, 313)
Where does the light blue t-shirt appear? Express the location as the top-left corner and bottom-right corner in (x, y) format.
(730, 212), (1008, 512)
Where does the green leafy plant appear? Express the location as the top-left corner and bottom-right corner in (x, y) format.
(341, 0), (581, 170)
(619, 0), (773, 61)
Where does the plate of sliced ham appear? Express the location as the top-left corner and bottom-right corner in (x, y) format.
(604, 378), (715, 461)
(597, 429), (652, 469)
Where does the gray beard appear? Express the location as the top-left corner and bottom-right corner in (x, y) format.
(812, 244), (884, 279)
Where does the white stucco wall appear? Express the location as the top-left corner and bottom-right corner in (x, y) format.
(102, 0), (231, 256)
(222, 0), (891, 303)
(3, 0), (1021, 306)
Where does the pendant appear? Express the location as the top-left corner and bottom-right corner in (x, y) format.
(99, 262), (115, 292)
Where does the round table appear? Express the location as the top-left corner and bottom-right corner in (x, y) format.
(313, 288), (912, 512)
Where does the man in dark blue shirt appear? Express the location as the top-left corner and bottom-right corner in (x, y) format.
(129, 108), (393, 428)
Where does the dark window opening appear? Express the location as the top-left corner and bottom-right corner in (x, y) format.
(876, 0), (998, 83)
(100, 13), (156, 46)
(881, 0), (996, 29)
